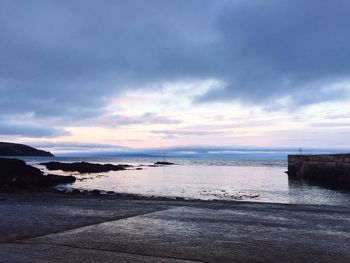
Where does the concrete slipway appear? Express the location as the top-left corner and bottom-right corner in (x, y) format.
(0, 194), (350, 263)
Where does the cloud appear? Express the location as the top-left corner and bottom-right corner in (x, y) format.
(14, 141), (131, 155)
(0, 121), (69, 138)
(27, 141), (128, 152)
(194, 1), (350, 106)
(99, 113), (180, 127)
(0, 0), (350, 124)
(151, 128), (225, 138)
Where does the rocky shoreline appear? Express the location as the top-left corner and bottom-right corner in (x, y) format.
(0, 158), (75, 192)
(0, 157), (218, 201)
(40, 161), (132, 173)
(0, 158), (146, 195)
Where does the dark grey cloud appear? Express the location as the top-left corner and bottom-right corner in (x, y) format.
(195, 0), (350, 106)
(0, 0), (214, 120)
(0, 120), (69, 137)
(28, 141), (128, 153)
(1, 0), (349, 127)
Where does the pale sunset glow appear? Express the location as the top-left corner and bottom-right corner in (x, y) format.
(9, 80), (350, 153)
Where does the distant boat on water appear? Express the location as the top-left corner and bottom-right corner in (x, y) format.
(154, 152), (175, 165)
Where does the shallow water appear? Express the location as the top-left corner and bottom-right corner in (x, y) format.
(20, 156), (350, 206)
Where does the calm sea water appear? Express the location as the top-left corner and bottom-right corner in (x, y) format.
(20, 156), (350, 206)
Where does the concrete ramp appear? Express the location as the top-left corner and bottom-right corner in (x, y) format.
(2, 203), (350, 263)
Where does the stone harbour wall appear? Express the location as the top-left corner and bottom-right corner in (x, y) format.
(287, 154), (350, 187)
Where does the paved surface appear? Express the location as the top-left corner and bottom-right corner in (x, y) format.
(1, 194), (350, 262)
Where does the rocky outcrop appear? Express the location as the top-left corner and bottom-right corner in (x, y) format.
(154, 161), (175, 165)
(40, 161), (131, 173)
(288, 154), (350, 187)
(0, 142), (53, 156)
(0, 158), (75, 191)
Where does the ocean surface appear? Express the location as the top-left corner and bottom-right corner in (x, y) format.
(20, 156), (350, 206)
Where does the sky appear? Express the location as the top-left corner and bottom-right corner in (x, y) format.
(1, 0), (350, 154)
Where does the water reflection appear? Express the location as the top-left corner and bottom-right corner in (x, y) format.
(287, 178), (350, 206)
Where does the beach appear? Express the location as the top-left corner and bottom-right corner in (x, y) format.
(1, 192), (350, 262)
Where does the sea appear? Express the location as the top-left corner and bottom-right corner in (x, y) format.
(19, 155), (350, 206)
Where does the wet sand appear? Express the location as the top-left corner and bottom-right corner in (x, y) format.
(0, 192), (350, 262)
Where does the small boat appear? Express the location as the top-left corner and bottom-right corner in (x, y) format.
(154, 152), (175, 165)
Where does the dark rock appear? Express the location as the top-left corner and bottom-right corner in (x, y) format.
(40, 161), (132, 173)
(0, 142), (53, 156)
(0, 158), (40, 184)
(154, 161), (175, 165)
(0, 158), (75, 192)
(106, 191), (115, 194)
(14, 173), (75, 189)
(71, 189), (81, 195)
(91, 189), (100, 195)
